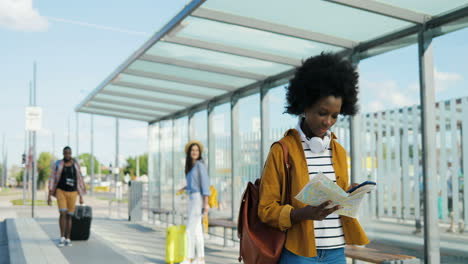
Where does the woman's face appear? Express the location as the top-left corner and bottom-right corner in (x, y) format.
(303, 96), (342, 138)
(190, 144), (200, 160)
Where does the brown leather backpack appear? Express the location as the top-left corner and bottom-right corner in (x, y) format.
(237, 140), (292, 264)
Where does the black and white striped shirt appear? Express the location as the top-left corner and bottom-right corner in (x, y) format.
(296, 124), (346, 250)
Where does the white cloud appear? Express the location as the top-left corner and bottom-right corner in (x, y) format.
(361, 79), (417, 110)
(47, 17), (150, 36)
(434, 68), (463, 92)
(0, 0), (48, 31)
(368, 101), (384, 112)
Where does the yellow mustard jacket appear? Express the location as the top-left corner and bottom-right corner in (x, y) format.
(258, 129), (369, 258)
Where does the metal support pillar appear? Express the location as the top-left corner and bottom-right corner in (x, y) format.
(76, 112), (79, 158)
(171, 119), (175, 223)
(90, 114), (94, 195)
(260, 85), (270, 166)
(418, 28), (440, 264)
(350, 54), (362, 186)
(115, 118), (120, 200)
(230, 93), (240, 220)
(188, 113), (194, 141)
(207, 104), (215, 188)
(32, 62), (37, 218)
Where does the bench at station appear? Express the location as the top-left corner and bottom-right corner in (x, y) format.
(149, 208), (173, 227)
(6, 218), (69, 264)
(208, 218), (237, 247)
(345, 245), (420, 264)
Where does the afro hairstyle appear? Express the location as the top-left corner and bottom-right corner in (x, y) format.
(285, 52), (359, 116)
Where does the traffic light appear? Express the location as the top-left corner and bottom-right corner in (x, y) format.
(22, 153), (26, 164)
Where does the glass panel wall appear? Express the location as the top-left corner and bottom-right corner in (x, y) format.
(148, 124), (160, 209)
(173, 117), (189, 214)
(210, 103), (232, 218)
(159, 120), (174, 211)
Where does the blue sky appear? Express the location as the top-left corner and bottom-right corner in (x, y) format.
(1, 0), (467, 170)
(1, 0), (189, 168)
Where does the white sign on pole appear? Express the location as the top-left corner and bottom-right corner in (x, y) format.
(81, 166), (87, 176)
(25, 107), (42, 131)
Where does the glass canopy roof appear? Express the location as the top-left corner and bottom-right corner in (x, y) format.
(76, 0), (468, 122)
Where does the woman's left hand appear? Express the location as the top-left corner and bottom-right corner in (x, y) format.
(347, 183), (359, 192)
(203, 205), (209, 215)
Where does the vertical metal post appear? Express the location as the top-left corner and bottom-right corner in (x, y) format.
(418, 29), (440, 264)
(171, 119), (175, 223)
(450, 99), (460, 224)
(1, 134), (5, 187)
(23, 130), (27, 205)
(188, 113), (194, 141)
(350, 54), (361, 186)
(32, 62), (37, 218)
(115, 118), (119, 200)
(76, 112), (79, 158)
(28, 82), (32, 200)
(260, 85), (270, 165)
(158, 124), (163, 209)
(208, 104), (215, 189)
(231, 93), (240, 220)
(462, 97), (468, 230)
(439, 102), (448, 221)
(90, 114), (94, 195)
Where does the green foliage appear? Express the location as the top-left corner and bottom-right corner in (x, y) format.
(78, 153), (99, 175)
(15, 168), (24, 183)
(38, 152), (53, 185)
(124, 153), (148, 177)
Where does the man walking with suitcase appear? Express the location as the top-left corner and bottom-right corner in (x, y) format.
(47, 146), (86, 247)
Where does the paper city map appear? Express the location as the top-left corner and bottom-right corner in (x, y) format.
(295, 173), (376, 218)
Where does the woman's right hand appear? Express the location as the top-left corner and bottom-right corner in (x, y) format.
(291, 200), (342, 222)
(47, 194), (52, 206)
(176, 187), (185, 195)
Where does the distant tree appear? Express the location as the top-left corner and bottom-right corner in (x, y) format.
(78, 153), (99, 175)
(15, 168), (24, 184)
(124, 154), (148, 177)
(38, 152), (54, 187)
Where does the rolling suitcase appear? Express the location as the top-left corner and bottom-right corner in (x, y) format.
(70, 205), (92, 241)
(166, 225), (187, 264)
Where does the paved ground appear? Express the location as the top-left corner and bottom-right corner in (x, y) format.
(0, 221), (8, 264)
(1, 188), (468, 263)
(0, 189), (239, 264)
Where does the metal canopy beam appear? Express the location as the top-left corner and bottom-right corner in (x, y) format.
(325, 0), (430, 24)
(88, 102), (166, 117)
(192, 8), (357, 48)
(100, 89), (192, 108)
(86, 103), (161, 118)
(75, 0), (206, 112)
(79, 108), (152, 122)
(123, 68), (236, 91)
(163, 36), (301, 66)
(112, 80), (212, 100)
(140, 54), (266, 80)
(93, 97), (172, 114)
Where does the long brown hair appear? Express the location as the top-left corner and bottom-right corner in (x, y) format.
(185, 143), (203, 175)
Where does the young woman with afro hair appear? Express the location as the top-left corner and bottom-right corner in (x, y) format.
(258, 53), (369, 264)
